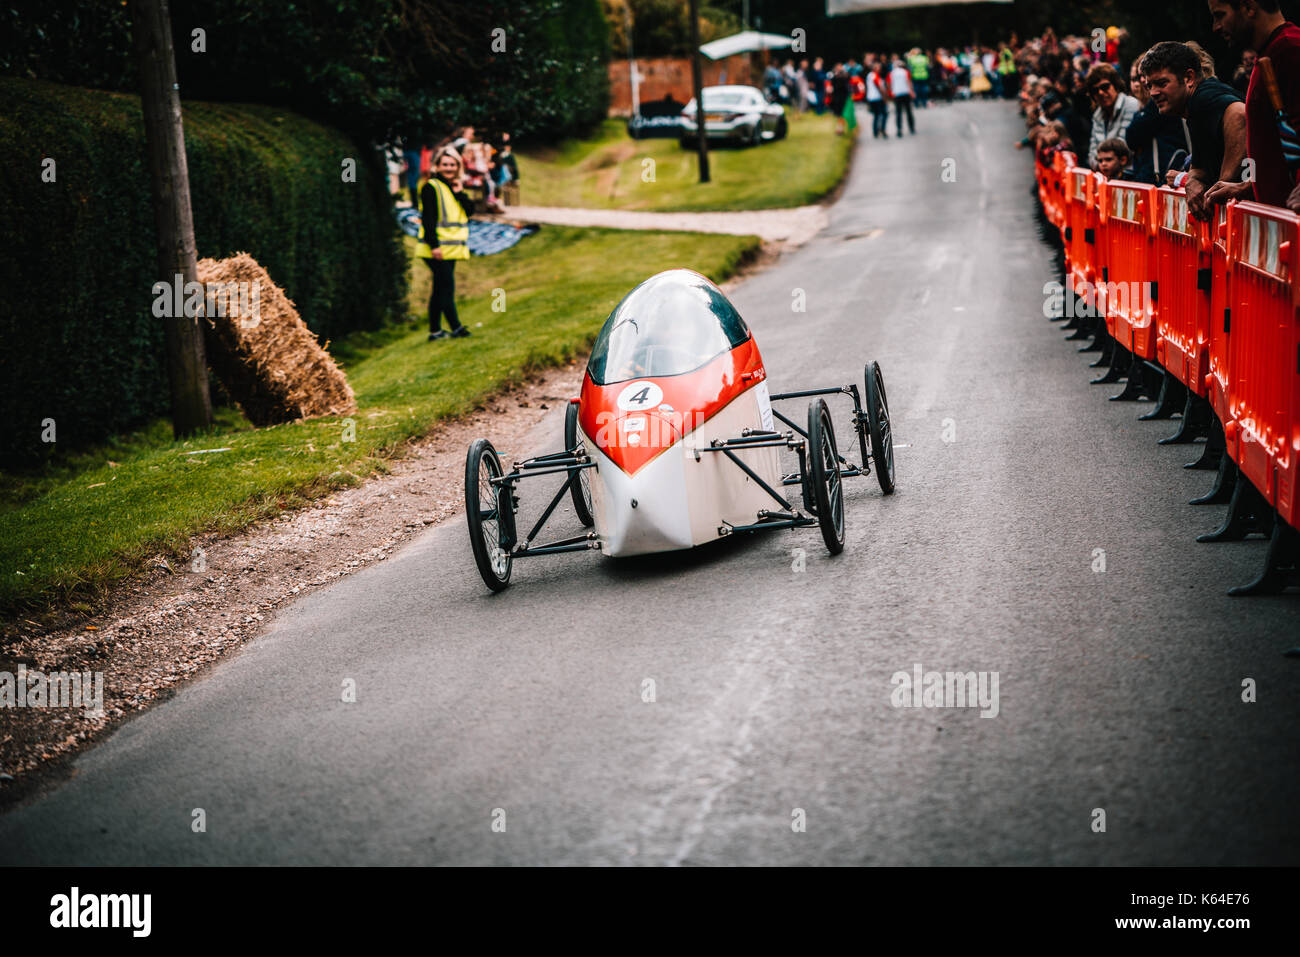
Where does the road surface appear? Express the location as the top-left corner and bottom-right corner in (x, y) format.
(3, 101), (1297, 866)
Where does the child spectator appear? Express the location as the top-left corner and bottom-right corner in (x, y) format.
(1096, 137), (1133, 179)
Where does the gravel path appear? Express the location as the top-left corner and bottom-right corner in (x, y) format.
(504, 204), (828, 246)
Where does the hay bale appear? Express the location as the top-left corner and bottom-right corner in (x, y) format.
(196, 253), (356, 426)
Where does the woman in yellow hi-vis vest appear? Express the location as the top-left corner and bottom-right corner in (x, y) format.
(417, 147), (472, 340)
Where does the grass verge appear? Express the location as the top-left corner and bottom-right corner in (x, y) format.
(0, 226), (761, 618)
(518, 113), (853, 212)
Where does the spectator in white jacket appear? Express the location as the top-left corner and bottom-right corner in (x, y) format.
(1085, 63), (1141, 169)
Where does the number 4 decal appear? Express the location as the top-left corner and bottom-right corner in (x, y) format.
(616, 381), (664, 411)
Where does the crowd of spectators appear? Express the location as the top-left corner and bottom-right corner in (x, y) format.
(395, 127), (519, 213)
(1014, 1), (1300, 217)
(762, 43), (1025, 140)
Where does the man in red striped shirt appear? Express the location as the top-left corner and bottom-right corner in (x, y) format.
(1207, 0), (1300, 209)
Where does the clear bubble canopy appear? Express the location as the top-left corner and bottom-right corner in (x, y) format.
(587, 269), (752, 386)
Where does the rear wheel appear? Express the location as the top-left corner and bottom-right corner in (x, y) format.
(865, 361), (896, 494)
(564, 401), (595, 527)
(807, 399), (845, 555)
(465, 439), (513, 591)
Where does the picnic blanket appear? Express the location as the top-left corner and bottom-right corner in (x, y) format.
(395, 207), (538, 256)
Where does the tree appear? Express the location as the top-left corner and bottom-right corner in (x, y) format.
(129, 0), (212, 437)
(1, 0), (612, 147)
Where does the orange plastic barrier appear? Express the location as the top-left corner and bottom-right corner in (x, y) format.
(1051, 151), (1073, 229)
(1033, 152), (1300, 582)
(1224, 201), (1300, 512)
(1206, 205), (1233, 427)
(1098, 180), (1158, 357)
(1153, 188), (1211, 395)
(1064, 166), (1096, 298)
(1036, 151), (1072, 230)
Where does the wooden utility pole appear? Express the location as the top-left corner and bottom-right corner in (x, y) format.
(688, 0), (710, 183)
(130, 0), (212, 437)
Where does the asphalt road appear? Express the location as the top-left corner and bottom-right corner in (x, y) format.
(4, 101), (1297, 866)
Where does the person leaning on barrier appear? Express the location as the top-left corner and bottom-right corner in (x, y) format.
(1050, 74), (1092, 161)
(1096, 137), (1134, 180)
(1125, 53), (1192, 186)
(1084, 63), (1141, 169)
(1141, 41), (1246, 220)
(1207, 0), (1300, 210)
(417, 147), (472, 341)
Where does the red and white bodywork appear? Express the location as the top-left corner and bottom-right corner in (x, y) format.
(574, 269), (781, 557)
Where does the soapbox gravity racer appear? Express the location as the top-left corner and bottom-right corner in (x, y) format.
(464, 269), (896, 591)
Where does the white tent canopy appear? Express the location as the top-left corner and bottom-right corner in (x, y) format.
(828, 0), (1011, 13)
(699, 30), (795, 60)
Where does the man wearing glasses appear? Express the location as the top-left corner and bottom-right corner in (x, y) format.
(1085, 64), (1142, 169)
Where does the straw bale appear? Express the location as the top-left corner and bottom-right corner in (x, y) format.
(196, 253), (356, 426)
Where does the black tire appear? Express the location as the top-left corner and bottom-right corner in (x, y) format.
(564, 401), (595, 527)
(807, 399), (846, 555)
(865, 361), (896, 494)
(465, 438), (513, 591)
(775, 117), (788, 140)
(749, 123), (762, 147)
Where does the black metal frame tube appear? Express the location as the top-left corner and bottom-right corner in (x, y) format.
(521, 472), (577, 544)
(513, 542), (594, 557)
(492, 461), (596, 485)
(719, 446), (793, 510)
(725, 517), (815, 534)
(771, 407), (862, 475)
(513, 532), (594, 556)
(769, 386), (853, 401)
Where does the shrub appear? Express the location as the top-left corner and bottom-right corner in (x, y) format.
(0, 78), (404, 465)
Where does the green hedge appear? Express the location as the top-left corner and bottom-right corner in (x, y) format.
(0, 78), (404, 466)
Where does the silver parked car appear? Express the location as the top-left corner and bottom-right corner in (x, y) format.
(679, 85), (788, 148)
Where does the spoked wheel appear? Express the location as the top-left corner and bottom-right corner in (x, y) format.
(807, 399), (846, 555)
(465, 438), (513, 591)
(864, 361), (896, 494)
(564, 401), (595, 527)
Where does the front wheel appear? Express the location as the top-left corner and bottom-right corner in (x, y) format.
(465, 438), (513, 591)
(564, 401), (595, 527)
(807, 399), (845, 555)
(865, 361), (896, 494)
(775, 117), (788, 140)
